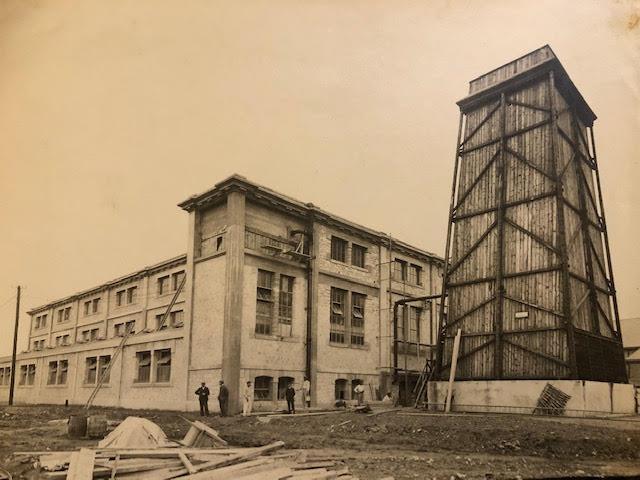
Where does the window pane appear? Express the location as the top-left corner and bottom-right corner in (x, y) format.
(136, 352), (151, 382)
(99, 355), (111, 383)
(352, 244), (366, 268)
(254, 376), (272, 400)
(86, 357), (97, 384)
(155, 349), (171, 383)
(331, 237), (347, 262)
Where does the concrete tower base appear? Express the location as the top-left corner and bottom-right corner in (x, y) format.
(426, 380), (636, 416)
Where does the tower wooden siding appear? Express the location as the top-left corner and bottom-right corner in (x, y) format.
(437, 46), (627, 382)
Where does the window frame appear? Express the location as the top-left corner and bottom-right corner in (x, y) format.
(255, 270), (274, 335)
(330, 236), (348, 263)
(278, 275), (294, 325)
(330, 287), (347, 344)
(254, 376), (273, 401)
(351, 244), (367, 268)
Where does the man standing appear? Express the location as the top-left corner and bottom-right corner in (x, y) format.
(242, 380), (253, 417)
(285, 382), (296, 414)
(354, 383), (365, 406)
(195, 382), (210, 416)
(218, 380), (229, 417)
(302, 377), (311, 409)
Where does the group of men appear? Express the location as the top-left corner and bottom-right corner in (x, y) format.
(195, 377), (312, 417)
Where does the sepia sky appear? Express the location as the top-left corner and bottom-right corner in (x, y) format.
(0, 0), (639, 356)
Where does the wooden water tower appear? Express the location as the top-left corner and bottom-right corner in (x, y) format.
(436, 46), (627, 382)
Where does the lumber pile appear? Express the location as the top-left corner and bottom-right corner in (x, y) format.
(26, 442), (360, 479)
(16, 416), (368, 479)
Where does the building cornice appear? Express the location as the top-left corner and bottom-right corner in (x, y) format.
(179, 175), (444, 265)
(28, 254), (187, 315)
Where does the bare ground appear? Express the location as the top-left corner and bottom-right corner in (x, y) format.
(1, 405), (639, 479)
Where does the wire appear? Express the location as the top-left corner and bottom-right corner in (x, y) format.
(0, 294), (16, 310)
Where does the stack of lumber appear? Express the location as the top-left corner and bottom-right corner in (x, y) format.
(18, 441), (363, 479)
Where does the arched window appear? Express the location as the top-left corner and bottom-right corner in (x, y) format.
(254, 376), (273, 400)
(335, 379), (348, 400)
(278, 376), (294, 400)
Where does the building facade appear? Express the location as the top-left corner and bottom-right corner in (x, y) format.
(0, 175), (443, 413)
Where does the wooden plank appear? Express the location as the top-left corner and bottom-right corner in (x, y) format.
(178, 451), (197, 475)
(445, 329), (462, 412)
(160, 442), (285, 480)
(191, 420), (228, 446)
(179, 458), (274, 480)
(66, 449), (95, 480)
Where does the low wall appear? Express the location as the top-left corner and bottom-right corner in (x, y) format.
(426, 380), (637, 416)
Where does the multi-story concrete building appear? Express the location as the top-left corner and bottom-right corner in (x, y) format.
(0, 175), (443, 412)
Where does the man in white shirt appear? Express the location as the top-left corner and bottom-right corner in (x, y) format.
(242, 380), (253, 417)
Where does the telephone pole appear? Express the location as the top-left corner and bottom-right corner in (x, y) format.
(8, 286), (20, 406)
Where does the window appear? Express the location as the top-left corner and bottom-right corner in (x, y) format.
(81, 329), (99, 342)
(34, 314), (48, 329)
(351, 244), (366, 268)
(335, 379), (348, 400)
(85, 357), (97, 384)
(19, 364), (35, 386)
(57, 309), (64, 323)
(47, 360), (66, 385)
(170, 310), (184, 327)
(408, 264), (423, 285)
(393, 259), (407, 282)
(157, 310), (185, 330)
(277, 376), (294, 400)
(33, 339), (45, 350)
(84, 298), (100, 314)
(127, 287), (137, 304)
(171, 271), (185, 291)
(58, 360), (68, 384)
(157, 276), (169, 295)
(255, 270), (274, 335)
(278, 275), (294, 325)
(86, 355), (111, 384)
(0, 367), (10, 385)
(409, 307), (422, 343)
(116, 290), (125, 306)
(254, 376), (272, 400)
(98, 355), (111, 383)
(114, 320), (135, 337)
(351, 293), (365, 346)
(330, 288), (347, 344)
(135, 351), (151, 383)
(155, 349), (171, 383)
(331, 236), (348, 262)
(56, 334), (70, 346)
(64, 307), (71, 321)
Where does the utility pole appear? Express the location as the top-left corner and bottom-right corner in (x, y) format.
(8, 286), (20, 406)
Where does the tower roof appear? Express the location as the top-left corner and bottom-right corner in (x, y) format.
(457, 45), (597, 126)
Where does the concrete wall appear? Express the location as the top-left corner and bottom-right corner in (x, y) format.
(0, 330), (188, 410)
(427, 380), (636, 416)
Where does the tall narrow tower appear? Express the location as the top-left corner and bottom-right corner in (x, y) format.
(436, 46), (627, 383)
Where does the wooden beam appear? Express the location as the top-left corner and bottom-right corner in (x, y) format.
(505, 146), (556, 182)
(460, 101), (501, 148)
(445, 329), (462, 412)
(66, 449), (95, 480)
(506, 98), (551, 113)
(460, 117), (551, 155)
(453, 190), (557, 221)
(504, 217), (560, 255)
(503, 294), (564, 318)
(446, 221), (497, 275)
(503, 338), (569, 368)
(453, 149), (501, 213)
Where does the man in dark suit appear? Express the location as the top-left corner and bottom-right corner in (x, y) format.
(218, 380), (229, 417)
(195, 382), (210, 416)
(285, 382), (296, 414)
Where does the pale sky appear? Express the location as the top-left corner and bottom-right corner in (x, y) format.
(1, 0), (639, 356)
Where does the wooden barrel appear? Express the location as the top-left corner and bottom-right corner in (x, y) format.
(67, 414), (87, 438)
(86, 414), (108, 438)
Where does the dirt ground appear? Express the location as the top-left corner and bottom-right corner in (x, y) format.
(1, 405), (639, 479)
